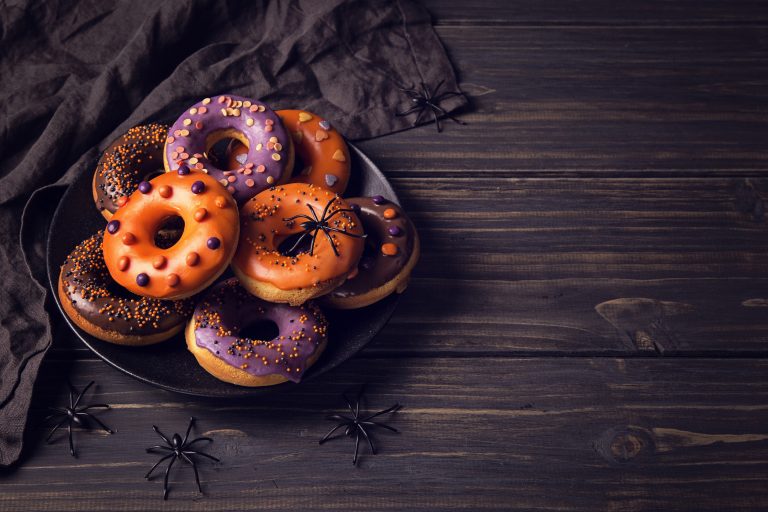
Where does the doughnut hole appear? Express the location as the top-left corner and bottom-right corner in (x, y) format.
(142, 169), (165, 182)
(153, 215), (185, 249)
(277, 231), (314, 257)
(206, 130), (250, 170)
(238, 320), (279, 342)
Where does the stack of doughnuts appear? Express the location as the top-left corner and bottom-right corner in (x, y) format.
(58, 95), (419, 387)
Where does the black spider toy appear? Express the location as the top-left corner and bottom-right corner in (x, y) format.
(319, 386), (401, 465)
(44, 380), (113, 457)
(396, 79), (467, 132)
(145, 417), (219, 500)
(283, 195), (366, 257)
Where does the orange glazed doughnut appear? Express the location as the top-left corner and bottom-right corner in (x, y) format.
(232, 183), (365, 305)
(102, 165), (239, 299)
(277, 110), (351, 195)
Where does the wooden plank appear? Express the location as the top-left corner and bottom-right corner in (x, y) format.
(4, 357), (768, 511)
(48, 177), (768, 357)
(420, 0), (768, 26)
(357, 26), (768, 174)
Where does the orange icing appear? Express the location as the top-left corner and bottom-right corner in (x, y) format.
(233, 183), (364, 290)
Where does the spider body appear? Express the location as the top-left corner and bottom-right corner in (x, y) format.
(396, 80), (466, 132)
(283, 195), (365, 257)
(319, 386), (401, 465)
(145, 417), (219, 500)
(43, 380), (113, 457)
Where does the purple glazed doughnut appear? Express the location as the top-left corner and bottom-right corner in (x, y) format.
(164, 95), (294, 205)
(186, 279), (328, 387)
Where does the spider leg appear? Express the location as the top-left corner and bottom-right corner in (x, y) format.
(78, 404), (109, 411)
(163, 455), (177, 500)
(352, 432), (361, 466)
(396, 105), (423, 117)
(67, 421), (76, 457)
(282, 213), (315, 223)
(283, 229), (313, 256)
(45, 418), (67, 442)
(431, 107), (442, 133)
(432, 91), (465, 103)
(431, 79), (446, 97)
(182, 417), (195, 445)
(42, 412), (65, 423)
(322, 226), (366, 239)
(357, 424), (377, 455)
(320, 228), (340, 257)
(147, 445), (173, 453)
(426, 103), (467, 126)
(306, 204), (320, 223)
(360, 420), (399, 433)
(343, 393), (356, 416)
(326, 414), (354, 422)
(308, 228), (319, 256)
(319, 422), (348, 444)
(184, 450), (220, 463)
(181, 453), (202, 493)
(185, 436), (213, 446)
(153, 425), (172, 445)
(72, 381), (95, 409)
(323, 207), (357, 221)
(412, 106), (427, 127)
(363, 403), (402, 421)
(76, 412), (113, 434)
(145, 453), (173, 478)
(319, 196), (339, 221)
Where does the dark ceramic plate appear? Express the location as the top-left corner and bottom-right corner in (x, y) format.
(47, 144), (399, 398)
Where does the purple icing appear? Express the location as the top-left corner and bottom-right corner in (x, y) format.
(138, 181), (152, 194)
(191, 180), (205, 194)
(388, 225), (403, 236)
(136, 273), (149, 286)
(166, 95), (291, 205)
(207, 236), (221, 250)
(106, 220), (120, 234)
(372, 195), (386, 205)
(177, 163), (190, 175)
(192, 280), (328, 383)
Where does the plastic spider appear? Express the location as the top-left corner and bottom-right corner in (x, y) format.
(43, 380), (113, 458)
(396, 79), (467, 132)
(283, 195), (366, 257)
(319, 385), (401, 465)
(145, 417), (220, 500)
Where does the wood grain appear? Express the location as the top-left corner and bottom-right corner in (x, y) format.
(3, 358), (768, 511)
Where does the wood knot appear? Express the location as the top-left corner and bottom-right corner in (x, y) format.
(594, 426), (654, 463)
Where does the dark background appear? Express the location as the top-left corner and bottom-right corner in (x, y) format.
(3, 1), (768, 510)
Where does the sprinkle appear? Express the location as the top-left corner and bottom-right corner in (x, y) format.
(236, 153), (248, 165)
(246, 118), (254, 127)
(207, 237), (221, 250)
(158, 185), (172, 198)
(269, 136), (278, 143)
(171, 151), (179, 160)
(202, 97), (211, 105)
(256, 143), (263, 151)
(136, 273), (150, 287)
(186, 252), (200, 266)
(227, 185), (235, 193)
(245, 178), (255, 187)
(274, 142), (283, 151)
(227, 175), (236, 183)
(325, 174), (338, 187)
(117, 256), (130, 271)
(221, 108), (228, 116)
(265, 125), (273, 132)
(243, 100), (252, 107)
(298, 112), (313, 122)
(152, 255), (167, 269)
(137, 181), (152, 194)
(232, 108), (241, 116)
(258, 105), (265, 112)
(218, 96), (226, 104)
(214, 195), (228, 208)
(180, 129), (190, 137)
(188, 157), (199, 165)
(116, 196), (129, 207)
(372, 195), (386, 205)
(388, 226), (402, 236)
(381, 243), (398, 256)
(198, 106), (208, 114)
(266, 176), (275, 184)
(332, 149), (346, 162)
(315, 130), (329, 142)
(244, 168), (253, 175)
(166, 273), (180, 287)
(383, 208), (398, 219)
(177, 164), (190, 175)
(191, 181), (205, 194)
(319, 120), (331, 130)
(219, 179), (228, 187)
(272, 153), (281, 161)
(189, 108), (198, 115)
(249, 105), (258, 112)
(166, 136), (175, 144)
(122, 232), (137, 245)
(183, 118), (192, 126)
(194, 208), (207, 221)
(265, 119), (274, 126)
(195, 121), (204, 130)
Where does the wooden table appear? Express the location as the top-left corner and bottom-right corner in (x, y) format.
(4, 2), (768, 510)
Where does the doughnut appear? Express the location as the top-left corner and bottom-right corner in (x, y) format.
(92, 123), (169, 219)
(102, 166), (239, 300)
(276, 110), (351, 194)
(324, 196), (420, 309)
(232, 183), (365, 305)
(58, 232), (193, 346)
(186, 279), (328, 386)
(164, 95), (294, 205)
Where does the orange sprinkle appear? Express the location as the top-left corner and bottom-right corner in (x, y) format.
(152, 255), (167, 269)
(194, 208), (207, 221)
(122, 233), (136, 245)
(186, 252), (200, 266)
(381, 243), (398, 256)
(383, 208), (398, 219)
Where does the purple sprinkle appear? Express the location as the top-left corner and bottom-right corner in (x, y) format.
(350, 203), (361, 214)
(324, 174), (338, 187)
(138, 181), (152, 194)
(136, 273), (150, 287)
(191, 180), (205, 194)
(207, 236), (221, 250)
(177, 164), (190, 176)
(106, 220), (120, 234)
(372, 195), (386, 205)
(319, 120), (331, 130)
(388, 226), (403, 236)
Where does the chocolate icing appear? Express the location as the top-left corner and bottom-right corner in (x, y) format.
(165, 95), (291, 205)
(60, 232), (193, 335)
(330, 196), (416, 298)
(192, 279), (328, 383)
(93, 123), (169, 215)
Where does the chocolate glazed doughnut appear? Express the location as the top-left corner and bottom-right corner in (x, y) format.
(92, 123), (169, 219)
(186, 279), (328, 387)
(323, 196), (420, 309)
(58, 232), (193, 346)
